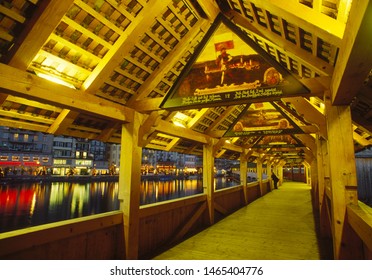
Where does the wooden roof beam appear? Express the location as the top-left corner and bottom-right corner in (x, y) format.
(97, 123), (121, 143)
(83, 0), (172, 93)
(331, 0), (372, 105)
(192, 0), (220, 19)
(4, 0), (75, 69)
(138, 111), (163, 147)
(1, 0), (75, 119)
(47, 110), (79, 135)
(282, 96), (327, 139)
(0, 63), (134, 122)
(155, 119), (210, 144)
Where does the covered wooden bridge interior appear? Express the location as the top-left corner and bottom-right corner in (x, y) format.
(0, 0), (371, 259)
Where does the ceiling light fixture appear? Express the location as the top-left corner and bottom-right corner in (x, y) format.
(35, 71), (76, 89)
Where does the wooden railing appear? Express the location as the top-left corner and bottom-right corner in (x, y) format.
(0, 180), (270, 260)
(346, 202), (372, 259)
(0, 211), (124, 259)
(137, 181), (264, 258)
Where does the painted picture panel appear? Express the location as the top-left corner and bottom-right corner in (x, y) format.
(224, 102), (302, 137)
(160, 14), (310, 110)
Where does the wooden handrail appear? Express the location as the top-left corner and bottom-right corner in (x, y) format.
(0, 211), (123, 257)
(347, 202), (372, 252)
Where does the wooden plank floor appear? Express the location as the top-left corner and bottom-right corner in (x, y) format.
(153, 181), (333, 260)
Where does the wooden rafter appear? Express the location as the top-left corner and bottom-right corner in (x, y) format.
(331, 0), (372, 105)
(83, 0), (173, 92)
(0, 63), (134, 122)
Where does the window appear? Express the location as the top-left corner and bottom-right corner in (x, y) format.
(12, 156), (20, 161)
(0, 155), (8, 161)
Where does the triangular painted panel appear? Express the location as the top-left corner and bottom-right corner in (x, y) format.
(160, 14), (310, 110)
(223, 102), (303, 137)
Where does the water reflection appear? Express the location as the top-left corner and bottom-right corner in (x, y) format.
(0, 181), (120, 233)
(0, 177), (239, 233)
(140, 179), (204, 205)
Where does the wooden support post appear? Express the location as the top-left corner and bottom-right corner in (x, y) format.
(304, 162), (311, 185)
(267, 162), (272, 191)
(317, 135), (332, 239)
(240, 153), (248, 204)
(310, 157), (319, 210)
(257, 159), (263, 196)
(278, 161), (285, 186)
(118, 112), (143, 259)
(325, 94), (358, 259)
(203, 140), (215, 225)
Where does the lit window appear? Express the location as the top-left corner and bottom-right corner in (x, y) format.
(12, 156), (20, 161)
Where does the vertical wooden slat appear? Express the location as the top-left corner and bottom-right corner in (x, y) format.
(325, 91), (358, 259)
(240, 152), (248, 204)
(257, 158), (263, 195)
(119, 112), (143, 259)
(203, 140), (215, 225)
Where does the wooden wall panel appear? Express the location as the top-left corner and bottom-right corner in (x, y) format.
(0, 211), (124, 260)
(138, 196), (209, 259)
(247, 182), (262, 203)
(215, 186), (246, 216)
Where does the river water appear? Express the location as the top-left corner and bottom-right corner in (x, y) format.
(0, 177), (237, 233)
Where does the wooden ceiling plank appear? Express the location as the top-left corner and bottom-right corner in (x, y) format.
(48, 33), (101, 62)
(249, 0), (344, 42)
(0, 5), (26, 23)
(0, 110), (54, 125)
(6, 96), (63, 112)
(83, 0), (173, 93)
(7, 0), (75, 69)
(353, 131), (372, 147)
(61, 16), (112, 49)
(205, 106), (236, 134)
(47, 109), (79, 135)
(187, 108), (209, 128)
(331, 0), (372, 105)
(0, 63), (134, 122)
(33, 49), (92, 77)
(0, 28), (14, 42)
(0, 118), (49, 132)
(105, 0), (135, 21)
(74, 0), (123, 35)
(127, 19), (210, 104)
(0, 93), (8, 105)
(227, 10), (334, 75)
